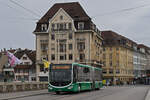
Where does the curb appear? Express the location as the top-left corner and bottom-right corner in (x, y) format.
(145, 87), (150, 100)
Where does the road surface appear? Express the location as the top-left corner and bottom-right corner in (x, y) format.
(0, 85), (149, 100)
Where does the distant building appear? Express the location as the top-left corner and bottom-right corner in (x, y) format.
(135, 44), (150, 84)
(101, 31), (134, 85)
(14, 49), (36, 82)
(33, 2), (103, 82)
(0, 49), (36, 82)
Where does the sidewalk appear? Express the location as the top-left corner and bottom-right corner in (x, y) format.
(0, 89), (48, 100)
(145, 87), (150, 100)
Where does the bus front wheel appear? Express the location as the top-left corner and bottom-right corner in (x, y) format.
(56, 91), (60, 94)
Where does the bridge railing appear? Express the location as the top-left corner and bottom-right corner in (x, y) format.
(0, 82), (48, 93)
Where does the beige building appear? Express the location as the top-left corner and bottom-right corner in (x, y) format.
(33, 2), (103, 81)
(101, 31), (134, 85)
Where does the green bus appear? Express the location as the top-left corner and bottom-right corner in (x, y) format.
(48, 63), (103, 94)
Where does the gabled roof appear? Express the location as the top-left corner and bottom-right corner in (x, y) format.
(38, 2), (90, 23)
(14, 49), (36, 64)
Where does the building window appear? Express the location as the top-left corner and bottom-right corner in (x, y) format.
(31, 77), (36, 81)
(103, 54), (106, 59)
(116, 69), (120, 74)
(109, 53), (112, 59)
(57, 23), (60, 30)
(78, 22), (84, 30)
(110, 61), (112, 67)
(60, 23), (63, 30)
(69, 33), (72, 39)
(51, 24), (55, 30)
(41, 24), (47, 31)
(59, 43), (66, 52)
(24, 62), (30, 65)
(41, 44), (48, 52)
(60, 54), (66, 60)
(116, 61), (119, 66)
(51, 54), (55, 60)
(79, 53), (85, 61)
(51, 43), (55, 50)
(51, 34), (55, 40)
(116, 47), (119, 51)
(77, 42), (85, 51)
(69, 44), (72, 50)
(109, 69), (113, 74)
(60, 15), (63, 20)
(23, 57), (27, 60)
(69, 54), (73, 60)
(103, 69), (107, 74)
(68, 23), (72, 29)
(64, 23), (66, 29)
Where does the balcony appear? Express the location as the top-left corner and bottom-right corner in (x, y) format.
(3, 68), (14, 72)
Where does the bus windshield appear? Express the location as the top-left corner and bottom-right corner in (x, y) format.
(49, 65), (72, 86)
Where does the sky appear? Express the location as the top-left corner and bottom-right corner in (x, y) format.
(0, 0), (150, 50)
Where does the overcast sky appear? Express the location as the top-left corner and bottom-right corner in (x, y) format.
(0, 0), (150, 50)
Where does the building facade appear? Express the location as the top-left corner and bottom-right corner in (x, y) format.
(14, 49), (36, 82)
(0, 49), (16, 82)
(33, 2), (103, 82)
(101, 31), (134, 85)
(0, 49), (36, 82)
(135, 44), (150, 84)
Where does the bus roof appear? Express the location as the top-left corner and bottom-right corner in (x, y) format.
(72, 63), (102, 70)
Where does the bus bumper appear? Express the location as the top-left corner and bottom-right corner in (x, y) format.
(48, 83), (79, 92)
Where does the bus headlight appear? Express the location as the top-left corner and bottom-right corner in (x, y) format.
(68, 86), (73, 89)
(48, 87), (53, 90)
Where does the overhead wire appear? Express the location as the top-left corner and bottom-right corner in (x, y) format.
(0, 1), (23, 14)
(0, 0), (40, 21)
(1, 0), (150, 21)
(8, 0), (41, 17)
(91, 3), (150, 18)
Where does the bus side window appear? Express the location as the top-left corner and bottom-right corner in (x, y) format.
(83, 67), (90, 73)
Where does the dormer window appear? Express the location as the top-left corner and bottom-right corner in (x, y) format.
(78, 22), (84, 30)
(23, 57), (27, 60)
(41, 24), (47, 31)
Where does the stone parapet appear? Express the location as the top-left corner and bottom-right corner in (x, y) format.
(0, 82), (48, 93)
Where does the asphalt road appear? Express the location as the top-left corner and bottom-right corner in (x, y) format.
(1, 85), (149, 100)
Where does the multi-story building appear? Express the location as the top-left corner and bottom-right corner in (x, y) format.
(33, 2), (103, 82)
(14, 49), (36, 82)
(101, 31), (134, 85)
